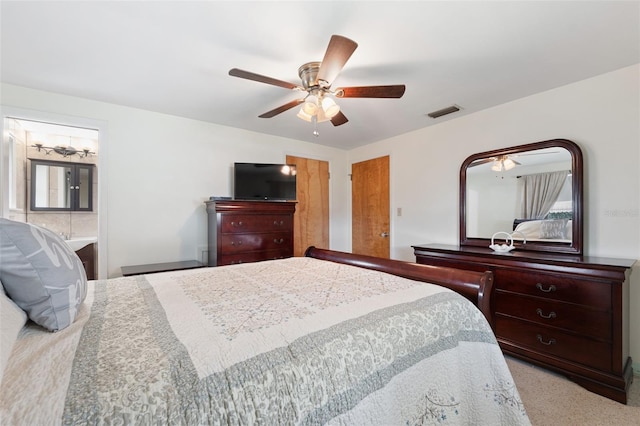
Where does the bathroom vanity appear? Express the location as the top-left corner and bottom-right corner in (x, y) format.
(73, 242), (96, 280)
(65, 238), (97, 280)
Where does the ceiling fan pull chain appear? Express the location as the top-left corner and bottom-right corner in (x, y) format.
(312, 115), (319, 137)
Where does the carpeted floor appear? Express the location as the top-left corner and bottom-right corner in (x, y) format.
(506, 356), (640, 425)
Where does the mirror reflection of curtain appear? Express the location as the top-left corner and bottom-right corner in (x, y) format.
(521, 171), (569, 219)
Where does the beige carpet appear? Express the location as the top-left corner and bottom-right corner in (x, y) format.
(506, 356), (640, 425)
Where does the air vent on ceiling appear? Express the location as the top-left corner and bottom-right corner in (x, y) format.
(427, 105), (461, 119)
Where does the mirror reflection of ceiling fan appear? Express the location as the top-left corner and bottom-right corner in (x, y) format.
(228, 35), (406, 136)
(470, 151), (561, 171)
(470, 155), (520, 171)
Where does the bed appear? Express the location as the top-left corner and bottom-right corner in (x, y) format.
(0, 219), (530, 425)
(512, 218), (572, 243)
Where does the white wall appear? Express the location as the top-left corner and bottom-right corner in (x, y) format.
(0, 84), (351, 278)
(348, 64), (640, 373)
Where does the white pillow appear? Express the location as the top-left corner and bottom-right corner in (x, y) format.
(0, 283), (27, 384)
(0, 219), (87, 331)
(514, 220), (543, 239)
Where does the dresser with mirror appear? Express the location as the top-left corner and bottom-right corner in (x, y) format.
(413, 139), (635, 403)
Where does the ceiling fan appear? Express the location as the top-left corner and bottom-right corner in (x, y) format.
(470, 155), (522, 171)
(470, 151), (562, 171)
(228, 35), (406, 135)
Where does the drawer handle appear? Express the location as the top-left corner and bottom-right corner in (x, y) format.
(230, 241), (242, 246)
(536, 334), (556, 346)
(536, 308), (556, 319)
(274, 238), (284, 244)
(273, 220), (284, 226)
(231, 221), (243, 227)
(536, 283), (557, 293)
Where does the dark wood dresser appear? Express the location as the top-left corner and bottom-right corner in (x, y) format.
(206, 200), (296, 266)
(412, 243), (635, 403)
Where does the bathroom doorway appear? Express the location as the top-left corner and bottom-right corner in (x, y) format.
(2, 116), (102, 279)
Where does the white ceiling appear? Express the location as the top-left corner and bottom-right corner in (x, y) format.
(2, 1), (639, 150)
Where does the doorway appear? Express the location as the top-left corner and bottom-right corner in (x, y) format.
(2, 116), (101, 278)
(351, 155), (390, 258)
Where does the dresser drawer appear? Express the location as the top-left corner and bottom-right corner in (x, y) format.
(218, 249), (292, 266)
(496, 316), (612, 371)
(495, 269), (611, 309)
(220, 214), (292, 234)
(495, 291), (611, 341)
(219, 232), (292, 254)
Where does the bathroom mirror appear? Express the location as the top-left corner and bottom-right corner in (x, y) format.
(30, 159), (93, 211)
(460, 139), (583, 254)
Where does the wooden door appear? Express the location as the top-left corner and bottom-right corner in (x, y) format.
(352, 156), (390, 258)
(286, 155), (330, 256)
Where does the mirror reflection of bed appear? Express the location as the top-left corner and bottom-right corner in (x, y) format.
(512, 218), (572, 243)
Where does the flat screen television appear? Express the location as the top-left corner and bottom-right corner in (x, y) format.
(233, 163), (297, 201)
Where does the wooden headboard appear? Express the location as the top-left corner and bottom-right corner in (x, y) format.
(304, 247), (494, 328)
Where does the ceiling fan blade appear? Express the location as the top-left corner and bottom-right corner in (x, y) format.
(469, 158), (495, 167)
(258, 99), (304, 118)
(229, 68), (299, 90)
(330, 111), (349, 126)
(316, 35), (358, 86)
(335, 85), (406, 98)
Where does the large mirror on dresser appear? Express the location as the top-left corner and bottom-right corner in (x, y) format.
(460, 138), (583, 254)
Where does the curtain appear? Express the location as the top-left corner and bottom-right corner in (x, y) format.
(521, 171), (569, 219)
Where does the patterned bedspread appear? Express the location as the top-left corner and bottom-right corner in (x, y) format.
(1, 257), (530, 425)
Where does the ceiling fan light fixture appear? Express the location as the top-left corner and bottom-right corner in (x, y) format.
(491, 156), (517, 172)
(297, 96), (336, 124)
(302, 95), (319, 115)
(315, 108), (331, 123)
(321, 96), (340, 118)
(296, 108), (313, 122)
(503, 158), (516, 170)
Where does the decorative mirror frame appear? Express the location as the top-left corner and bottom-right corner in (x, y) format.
(460, 139), (583, 255)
